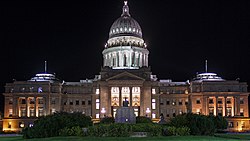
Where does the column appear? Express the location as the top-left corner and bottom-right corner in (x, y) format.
(119, 87), (122, 107)
(231, 97), (235, 116)
(214, 96), (218, 116)
(130, 87), (132, 107)
(34, 97), (37, 117)
(223, 96), (227, 116)
(202, 96), (207, 115)
(25, 97), (28, 117)
(129, 52), (132, 67)
(116, 52), (119, 67)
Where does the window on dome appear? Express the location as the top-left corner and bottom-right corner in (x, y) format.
(116, 28), (119, 32)
(125, 27), (127, 31)
(129, 27), (131, 31)
(120, 28), (123, 32)
(113, 29), (115, 33)
(133, 28), (135, 32)
(136, 29), (138, 33)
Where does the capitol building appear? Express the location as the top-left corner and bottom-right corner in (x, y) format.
(2, 1), (250, 132)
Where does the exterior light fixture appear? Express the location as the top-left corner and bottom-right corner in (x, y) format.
(101, 108), (106, 114)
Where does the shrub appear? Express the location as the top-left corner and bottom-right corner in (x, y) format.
(136, 116), (152, 123)
(169, 113), (226, 135)
(163, 126), (190, 136)
(22, 112), (93, 138)
(131, 123), (162, 136)
(100, 116), (115, 124)
(88, 123), (131, 137)
(59, 126), (83, 136)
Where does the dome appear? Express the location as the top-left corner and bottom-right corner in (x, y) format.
(109, 1), (142, 39)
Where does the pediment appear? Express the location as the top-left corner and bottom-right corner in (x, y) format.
(106, 71), (145, 81)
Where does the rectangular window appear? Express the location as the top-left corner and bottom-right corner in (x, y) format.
(76, 100), (79, 105)
(172, 99), (176, 106)
(218, 98), (222, 104)
(185, 99), (188, 105)
(240, 98), (244, 104)
(209, 108), (214, 115)
(152, 113), (156, 119)
(240, 108), (244, 116)
(82, 101), (85, 105)
(51, 98), (56, 105)
(30, 108), (35, 117)
(218, 108), (222, 116)
(96, 99), (100, 110)
(88, 100), (91, 105)
(196, 98), (201, 104)
(178, 99), (182, 105)
(209, 99), (213, 104)
(9, 109), (13, 117)
(96, 88), (100, 94)
(38, 108), (43, 117)
(96, 114), (100, 119)
(21, 99), (26, 104)
(152, 99), (156, 110)
(21, 108), (26, 117)
(38, 98), (43, 104)
(226, 98), (231, 104)
(152, 88), (156, 94)
(70, 101), (73, 105)
(166, 99), (170, 105)
(9, 98), (13, 105)
(226, 108), (232, 116)
(111, 87), (120, 106)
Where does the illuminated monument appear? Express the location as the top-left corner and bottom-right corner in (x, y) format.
(2, 1), (250, 132)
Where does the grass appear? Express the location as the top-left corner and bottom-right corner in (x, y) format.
(0, 136), (247, 141)
(215, 133), (250, 140)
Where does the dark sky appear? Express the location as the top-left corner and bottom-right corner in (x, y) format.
(0, 0), (249, 112)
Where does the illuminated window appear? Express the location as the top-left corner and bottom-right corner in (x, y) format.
(209, 108), (214, 115)
(152, 88), (156, 94)
(96, 99), (100, 110)
(240, 108), (244, 116)
(30, 108), (35, 117)
(152, 99), (156, 109)
(29, 123), (33, 127)
(218, 108), (222, 116)
(38, 108), (43, 117)
(185, 99), (188, 105)
(179, 109), (182, 114)
(96, 114), (100, 119)
(111, 87), (119, 106)
(227, 108), (232, 116)
(152, 113), (156, 119)
(9, 109), (13, 117)
(51, 108), (56, 114)
(96, 88), (100, 94)
(21, 108), (26, 117)
(132, 87), (140, 106)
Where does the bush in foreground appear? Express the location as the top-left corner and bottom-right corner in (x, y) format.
(22, 112), (92, 138)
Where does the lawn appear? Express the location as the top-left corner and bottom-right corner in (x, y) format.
(0, 136), (247, 141)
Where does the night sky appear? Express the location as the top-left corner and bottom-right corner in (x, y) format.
(0, 0), (249, 113)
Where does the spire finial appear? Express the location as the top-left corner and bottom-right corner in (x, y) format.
(122, 1), (130, 16)
(205, 60), (208, 73)
(45, 61), (47, 73)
